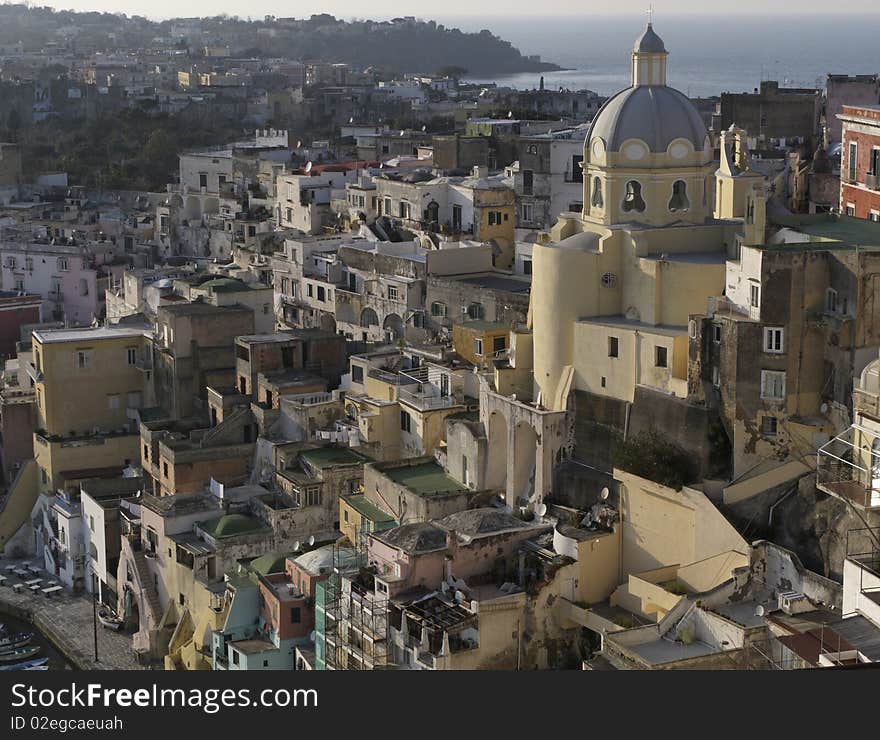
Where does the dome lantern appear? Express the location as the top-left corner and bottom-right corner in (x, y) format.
(632, 22), (668, 87)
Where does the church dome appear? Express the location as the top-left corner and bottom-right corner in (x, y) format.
(587, 85), (708, 154)
(634, 23), (666, 53)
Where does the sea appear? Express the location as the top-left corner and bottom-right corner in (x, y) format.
(444, 13), (880, 98)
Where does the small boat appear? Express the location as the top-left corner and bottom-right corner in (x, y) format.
(0, 645), (41, 663)
(0, 657), (48, 671)
(98, 607), (123, 631)
(0, 632), (32, 651)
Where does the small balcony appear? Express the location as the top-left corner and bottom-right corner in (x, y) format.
(817, 427), (880, 510)
(866, 173), (880, 191)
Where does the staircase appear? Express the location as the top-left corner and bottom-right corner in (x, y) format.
(121, 537), (162, 626)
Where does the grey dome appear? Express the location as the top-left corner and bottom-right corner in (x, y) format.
(587, 85), (708, 154)
(634, 23), (666, 53)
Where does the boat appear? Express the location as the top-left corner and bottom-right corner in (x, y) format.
(0, 645), (41, 663)
(0, 657), (48, 671)
(0, 632), (33, 651)
(98, 607), (123, 631)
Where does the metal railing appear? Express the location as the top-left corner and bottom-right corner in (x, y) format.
(817, 428), (880, 509)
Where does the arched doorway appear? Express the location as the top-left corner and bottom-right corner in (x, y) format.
(486, 412), (509, 494)
(383, 313), (405, 341)
(360, 308), (379, 327)
(513, 422), (538, 507)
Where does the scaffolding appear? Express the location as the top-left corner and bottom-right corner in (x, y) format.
(318, 537), (390, 670)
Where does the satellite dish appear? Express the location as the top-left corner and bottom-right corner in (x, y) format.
(600, 487), (610, 501)
(820, 403), (829, 413)
(308, 535), (315, 547)
(348, 116), (353, 123)
(507, 110), (513, 119)
(293, 541), (301, 552)
(309, 631), (316, 643)
(536, 503), (547, 517)
(399, 130), (405, 136)
(755, 605), (765, 617)
(304, 161), (313, 173)
(454, 590), (465, 602)
(421, 125), (426, 132)
(296, 140), (302, 148)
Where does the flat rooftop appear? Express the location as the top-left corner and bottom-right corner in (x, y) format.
(384, 461), (468, 496)
(445, 273), (531, 293)
(300, 446), (365, 468)
(33, 324), (150, 344)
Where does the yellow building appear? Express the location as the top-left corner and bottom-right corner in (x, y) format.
(30, 325), (152, 494)
(528, 22), (746, 412)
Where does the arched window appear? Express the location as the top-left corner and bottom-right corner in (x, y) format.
(668, 180), (690, 212)
(591, 177), (603, 208)
(622, 180), (645, 213)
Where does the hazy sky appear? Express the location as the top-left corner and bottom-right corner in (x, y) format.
(30, 1), (880, 21)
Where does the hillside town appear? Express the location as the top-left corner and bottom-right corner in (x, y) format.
(2, 15), (880, 672)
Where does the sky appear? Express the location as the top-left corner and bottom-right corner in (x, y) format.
(22, 1), (880, 21)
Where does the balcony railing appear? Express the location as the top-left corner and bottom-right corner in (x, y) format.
(866, 173), (880, 191)
(817, 428), (880, 509)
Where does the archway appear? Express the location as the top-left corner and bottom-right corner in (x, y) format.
(512, 422), (538, 507)
(383, 313), (405, 341)
(486, 412), (508, 494)
(360, 308), (379, 327)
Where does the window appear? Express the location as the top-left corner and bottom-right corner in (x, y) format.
(523, 259), (532, 276)
(300, 487), (321, 507)
(440, 373), (450, 397)
(622, 180), (645, 213)
(179, 593), (185, 606)
(848, 142), (857, 182)
(474, 338), (483, 356)
(291, 607), (301, 624)
(143, 444), (149, 460)
(306, 283), (313, 298)
(467, 303), (484, 320)
(591, 177), (603, 208)
(488, 211), (503, 225)
(826, 288), (838, 314)
(521, 202), (534, 222)
(387, 285), (399, 300)
(351, 364), (364, 384)
(199, 173), (208, 189)
(462, 455), (470, 487)
(430, 301), (447, 317)
(383, 197), (391, 215)
(749, 284), (760, 309)
(522, 169), (533, 195)
(76, 350), (92, 369)
(655, 346), (668, 368)
(668, 180), (690, 212)
(871, 212), (880, 223)
(127, 347), (137, 365)
(89, 515), (94, 532)
(163, 462), (169, 478)
(399, 201), (411, 219)
(608, 336), (619, 358)
(317, 286), (325, 302)
(846, 205), (855, 217)
(760, 370), (786, 401)
(571, 154), (584, 183)
(281, 277), (289, 295)
(57, 257), (69, 271)
(763, 327), (784, 353)
(400, 409), (412, 433)
(13, 278), (23, 292)
(493, 336), (506, 354)
(713, 324), (722, 343)
(762, 416), (778, 436)
(871, 147), (880, 177)
(80, 278), (89, 296)
(712, 366), (720, 388)
(232, 650), (239, 666)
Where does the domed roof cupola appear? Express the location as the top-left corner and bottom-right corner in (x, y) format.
(634, 23), (666, 53)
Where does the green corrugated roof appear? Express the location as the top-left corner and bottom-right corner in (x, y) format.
(344, 494), (395, 524)
(385, 462), (468, 496)
(248, 551), (292, 575)
(201, 513), (265, 538)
